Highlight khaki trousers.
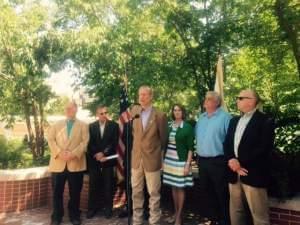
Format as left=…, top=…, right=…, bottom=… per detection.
left=229, top=180, right=270, bottom=225
left=131, top=161, right=161, bottom=225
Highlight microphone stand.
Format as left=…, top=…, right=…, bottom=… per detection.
left=126, top=118, right=131, bottom=225
left=126, top=114, right=139, bottom=225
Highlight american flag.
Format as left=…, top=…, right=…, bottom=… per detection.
left=116, top=84, right=131, bottom=182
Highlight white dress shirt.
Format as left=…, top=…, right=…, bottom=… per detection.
left=99, top=121, right=106, bottom=138
left=234, top=109, right=256, bottom=157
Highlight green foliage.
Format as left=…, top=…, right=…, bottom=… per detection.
left=46, top=95, right=70, bottom=115
left=275, top=125, right=300, bottom=154
left=0, top=135, right=50, bottom=169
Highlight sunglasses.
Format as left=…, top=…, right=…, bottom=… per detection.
left=99, top=112, right=108, bottom=115
left=236, top=96, right=254, bottom=101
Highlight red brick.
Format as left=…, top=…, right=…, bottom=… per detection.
left=291, top=222, right=300, bottom=225
left=270, top=218, right=290, bottom=225
left=270, top=207, right=291, bottom=214
left=291, top=211, right=300, bottom=216
left=270, top=212, right=280, bottom=219
left=280, top=214, right=300, bottom=222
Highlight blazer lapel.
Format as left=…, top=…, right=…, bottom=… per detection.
left=101, top=121, right=109, bottom=140
left=61, top=120, right=69, bottom=146
left=136, top=107, right=143, bottom=134
left=237, top=110, right=260, bottom=154
left=143, top=108, right=155, bottom=134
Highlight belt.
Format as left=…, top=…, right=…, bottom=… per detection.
left=197, top=155, right=224, bottom=160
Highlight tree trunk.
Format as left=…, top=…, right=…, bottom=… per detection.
left=32, top=102, right=42, bottom=159
left=23, top=102, right=36, bottom=159
left=275, top=0, right=300, bottom=78
left=38, top=101, right=45, bottom=157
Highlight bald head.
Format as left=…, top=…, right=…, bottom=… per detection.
left=237, top=89, right=260, bottom=113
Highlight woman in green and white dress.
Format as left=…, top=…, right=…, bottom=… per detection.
left=163, top=104, right=194, bottom=225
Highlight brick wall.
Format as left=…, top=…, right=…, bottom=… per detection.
left=270, top=207, right=300, bottom=225
left=0, top=177, right=49, bottom=213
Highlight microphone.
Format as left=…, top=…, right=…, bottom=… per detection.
left=132, top=114, right=140, bottom=120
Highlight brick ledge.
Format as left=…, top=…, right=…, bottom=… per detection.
left=269, top=194, right=300, bottom=212
left=0, top=166, right=50, bottom=181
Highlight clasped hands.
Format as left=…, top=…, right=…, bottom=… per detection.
left=94, top=152, right=108, bottom=162
left=228, top=158, right=248, bottom=176
left=58, top=150, right=76, bottom=161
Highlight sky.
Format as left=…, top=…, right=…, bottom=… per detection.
left=46, top=68, right=76, bottom=98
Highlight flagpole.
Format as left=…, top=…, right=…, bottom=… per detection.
left=214, top=55, right=227, bottom=111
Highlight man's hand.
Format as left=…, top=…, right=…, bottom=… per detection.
left=228, top=158, right=248, bottom=176
left=228, top=158, right=241, bottom=172
left=58, top=151, right=68, bottom=161
left=237, top=168, right=248, bottom=176
left=99, top=157, right=108, bottom=163
left=58, top=150, right=76, bottom=161
left=94, top=152, right=104, bottom=161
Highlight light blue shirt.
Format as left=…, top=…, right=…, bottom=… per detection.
left=195, top=108, right=232, bottom=157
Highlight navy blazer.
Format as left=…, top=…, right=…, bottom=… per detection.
left=87, top=120, right=119, bottom=168
left=224, top=110, right=275, bottom=188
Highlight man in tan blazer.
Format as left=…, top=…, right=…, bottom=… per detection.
left=131, top=86, right=168, bottom=225
left=48, top=102, right=89, bottom=225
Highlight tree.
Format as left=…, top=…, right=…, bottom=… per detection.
left=0, top=0, right=56, bottom=159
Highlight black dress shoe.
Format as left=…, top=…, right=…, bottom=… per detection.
left=104, top=209, right=113, bottom=219
left=118, top=209, right=129, bottom=218
left=50, top=220, right=61, bottom=225
left=86, top=209, right=97, bottom=219
left=70, top=218, right=81, bottom=225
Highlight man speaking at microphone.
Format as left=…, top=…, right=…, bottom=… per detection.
left=131, top=85, right=168, bottom=225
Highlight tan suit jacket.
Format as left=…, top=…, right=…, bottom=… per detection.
left=131, top=106, right=168, bottom=172
left=48, top=118, right=89, bottom=172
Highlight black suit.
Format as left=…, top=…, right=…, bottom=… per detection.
left=87, top=120, right=119, bottom=213
left=224, top=110, right=275, bottom=188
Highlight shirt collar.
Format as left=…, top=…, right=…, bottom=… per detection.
left=242, top=109, right=256, bottom=118
left=67, top=118, right=75, bottom=123
left=172, top=121, right=184, bottom=128
left=141, top=105, right=152, bottom=113
left=203, top=107, right=222, bottom=117
left=99, top=120, right=106, bottom=126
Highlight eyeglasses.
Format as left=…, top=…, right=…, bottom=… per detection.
left=100, top=112, right=108, bottom=115
left=236, top=96, right=254, bottom=101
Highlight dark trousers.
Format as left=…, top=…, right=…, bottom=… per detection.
left=197, top=156, right=230, bottom=225
left=51, top=169, right=84, bottom=222
left=88, top=166, right=114, bottom=212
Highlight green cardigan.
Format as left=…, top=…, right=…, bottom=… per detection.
left=167, top=121, right=195, bottom=162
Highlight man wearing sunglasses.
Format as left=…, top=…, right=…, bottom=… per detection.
left=224, top=89, right=275, bottom=225
left=86, top=105, right=119, bottom=219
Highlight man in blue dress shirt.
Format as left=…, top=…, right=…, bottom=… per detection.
left=195, top=91, right=232, bottom=225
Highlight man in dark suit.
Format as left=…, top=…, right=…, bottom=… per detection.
left=224, top=89, right=275, bottom=225
left=86, top=105, right=119, bottom=219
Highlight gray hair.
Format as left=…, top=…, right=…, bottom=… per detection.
left=138, top=85, right=153, bottom=97
left=205, top=91, right=222, bottom=107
